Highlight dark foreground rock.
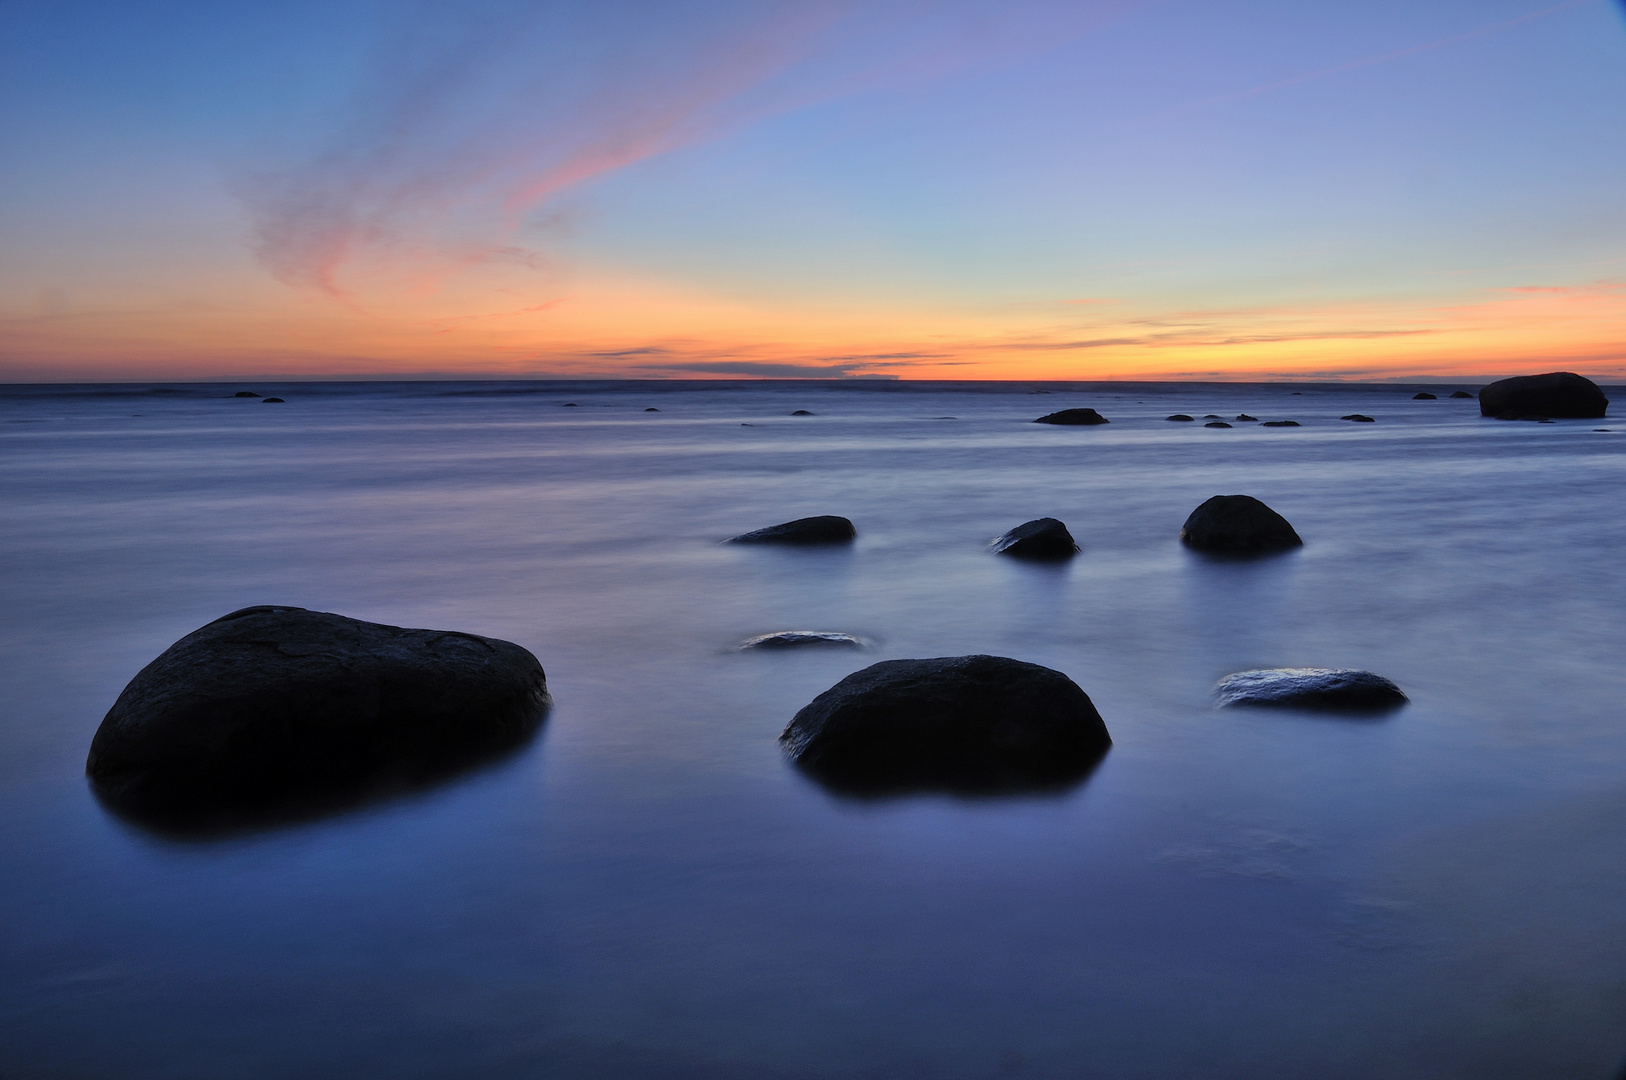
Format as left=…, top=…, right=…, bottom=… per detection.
left=1215, top=668, right=1407, bottom=712
left=782, top=655, right=1110, bottom=795
left=1033, top=408, right=1109, bottom=425
left=1413, top=392, right=1437, bottom=400
left=1479, top=372, right=1608, bottom=419
left=1180, top=495, right=1302, bottom=555
left=86, top=606, right=551, bottom=830
left=991, top=517, right=1079, bottom=559
left=1236, top=414, right=1258, bottom=421
left=741, top=631, right=864, bottom=650
left=727, top=515, right=855, bottom=545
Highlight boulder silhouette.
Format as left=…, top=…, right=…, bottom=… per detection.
left=1033, top=408, right=1109, bottom=425
left=727, top=515, right=855, bottom=544
left=991, top=517, right=1079, bottom=560
left=1413, top=392, right=1437, bottom=400
left=782, top=655, right=1110, bottom=795
left=1479, top=372, right=1607, bottom=419
left=1180, top=495, right=1302, bottom=555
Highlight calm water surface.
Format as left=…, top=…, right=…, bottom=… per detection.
left=2, top=380, right=1625, bottom=1079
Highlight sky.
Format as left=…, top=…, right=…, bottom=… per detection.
left=1, top=0, right=1624, bottom=381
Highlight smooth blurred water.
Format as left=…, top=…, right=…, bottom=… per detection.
left=2, top=379, right=1625, bottom=1079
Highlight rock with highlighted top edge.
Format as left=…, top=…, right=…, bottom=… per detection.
left=742, top=631, right=863, bottom=650
left=991, top=518, right=1079, bottom=560
left=1215, top=668, right=1407, bottom=712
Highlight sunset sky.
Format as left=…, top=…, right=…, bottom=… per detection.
left=2, top=0, right=1623, bottom=381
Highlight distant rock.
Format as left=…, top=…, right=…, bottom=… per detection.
left=791, top=409, right=814, bottom=416
left=781, top=655, right=1110, bottom=795
left=1449, top=391, right=1474, bottom=399
left=1166, top=414, right=1195, bottom=421
left=1235, top=414, right=1258, bottom=422
left=1180, top=495, right=1302, bottom=555
left=1340, top=414, right=1374, bottom=422
left=1261, top=420, right=1300, bottom=427
left=1033, top=408, right=1109, bottom=425
left=1202, top=414, right=1222, bottom=419
left=1479, top=372, right=1608, bottom=419
left=262, top=397, right=285, bottom=403
left=562, top=402, right=578, bottom=407
left=85, top=606, right=550, bottom=829
left=727, top=515, right=856, bottom=545
left=1412, top=392, right=1437, bottom=400
left=1204, top=421, right=1232, bottom=428
left=234, top=391, right=261, bottom=398
left=1214, top=668, right=1407, bottom=712
left=741, top=631, right=864, bottom=650
left=645, top=407, right=660, bottom=412
left=991, top=517, right=1079, bottom=560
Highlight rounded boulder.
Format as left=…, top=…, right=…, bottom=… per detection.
left=1479, top=372, right=1608, bottom=419
left=1180, top=495, right=1302, bottom=555
left=1033, top=408, right=1109, bottom=425
left=991, top=517, right=1079, bottom=560
left=727, top=515, right=855, bottom=545
left=1215, top=668, right=1407, bottom=712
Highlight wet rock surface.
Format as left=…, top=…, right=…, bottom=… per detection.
left=782, top=655, right=1111, bottom=795
left=1180, top=495, right=1302, bottom=555
left=1215, top=668, right=1408, bottom=712
left=1033, top=408, right=1109, bottom=425
left=1479, top=372, right=1608, bottom=419
left=727, top=515, right=856, bottom=545
left=85, top=606, right=551, bottom=831
left=991, top=517, right=1079, bottom=560
left=741, top=631, right=864, bottom=650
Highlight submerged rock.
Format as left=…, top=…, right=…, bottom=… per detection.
left=261, top=397, right=285, bottom=403
left=85, top=606, right=551, bottom=829
left=1449, top=391, right=1474, bottom=399
left=1235, top=414, right=1258, bottom=422
left=644, top=407, right=660, bottom=412
left=781, top=655, right=1110, bottom=795
left=1202, top=414, right=1222, bottom=419
left=741, top=631, right=864, bottom=650
left=991, top=517, right=1079, bottom=560
left=1479, top=372, right=1608, bottom=419
left=1033, top=408, right=1109, bottom=425
left=1204, top=421, right=1232, bottom=428
left=1215, top=668, right=1407, bottom=712
left=791, top=410, right=814, bottom=416
left=1261, top=420, right=1300, bottom=427
left=727, top=515, right=856, bottom=545
left=1413, top=392, right=1437, bottom=400
left=1166, top=414, right=1195, bottom=422
left=1340, top=414, right=1374, bottom=422
left=1180, top=495, right=1302, bottom=555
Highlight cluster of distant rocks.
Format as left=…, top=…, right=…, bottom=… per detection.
left=97, top=372, right=1605, bottom=831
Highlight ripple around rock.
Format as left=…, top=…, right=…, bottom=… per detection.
left=741, top=631, right=864, bottom=650
left=1180, top=495, right=1302, bottom=555
left=1479, top=371, right=1607, bottom=419
left=991, top=517, right=1079, bottom=560
left=726, top=515, right=856, bottom=545
left=781, top=655, right=1110, bottom=795
left=85, top=606, right=551, bottom=833
left=1215, top=668, right=1407, bottom=712
left=1033, top=408, right=1109, bottom=425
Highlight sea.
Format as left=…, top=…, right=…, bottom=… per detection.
left=1, top=379, right=1624, bottom=1079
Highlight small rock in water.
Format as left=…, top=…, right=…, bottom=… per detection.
left=85, top=606, right=551, bottom=830
left=791, top=410, right=814, bottom=416
left=562, top=402, right=578, bottom=407
left=1235, top=414, right=1258, bottom=422
left=234, top=391, right=261, bottom=398
left=1033, top=408, right=1109, bottom=425
left=1166, top=414, right=1195, bottom=422
left=1202, top=414, right=1222, bottom=419
left=991, top=517, right=1079, bottom=560
left=781, top=655, right=1110, bottom=795
left=1261, top=420, right=1301, bottom=427
left=1180, top=495, right=1302, bottom=555
left=1204, top=421, right=1232, bottom=428
left=1595, top=428, right=1612, bottom=432
left=1449, top=391, right=1474, bottom=399
left=727, top=515, right=856, bottom=545
left=1340, top=414, right=1375, bottom=422
left=1478, top=371, right=1607, bottom=419
left=261, top=397, right=285, bottom=403
left=1215, top=668, right=1407, bottom=712
left=1413, top=392, right=1437, bottom=400
left=645, top=407, right=660, bottom=412
left=741, top=631, right=864, bottom=650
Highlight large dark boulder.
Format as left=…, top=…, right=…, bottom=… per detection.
left=781, top=655, right=1110, bottom=795
left=727, top=515, right=855, bottom=544
left=1479, top=372, right=1607, bottom=419
left=991, top=517, right=1079, bottom=560
left=1180, top=495, right=1302, bottom=555
left=1033, top=408, right=1109, bottom=425
left=86, top=606, right=550, bottom=829
left=1215, top=668, right=1407, bottom=712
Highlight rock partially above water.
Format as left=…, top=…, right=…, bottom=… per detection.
left=262, top=397, right=285, bottom=403
left=645, top=407, right=660, bottom=412
left=791, top=409, right=814, bottom=416
left=1449, top=391, right=1474, bottom=399
left=1215, top=668, right=1408, bottom=712
left=1261, top=420, right=1300, bottom=427
left=991, top=517, right=1079, bottom=560
left=1235, top=414, right=1258, bottom=422
left=1413, top=392, right=1437, bottom=400
left=1479, top=372, right=1608, bottom=419
left=1204, top=421, right=1232, bottom=428
left=1167, top=414, right=1195, bottom=422
left=1180, top=495, right=1302, bottom=555
left=85, top=606, right=551, bottom=829
left=234, top=391, right=261, bottom=398
left=781, top=655, right=1111, bottom=795
left=741, top=631, right=864, bottom=650
left=727, top=515, right=856, bottom=545
left=1033, top=408, right=1108, bottom=425
left=1340, top=414, right=1374, bottom=422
